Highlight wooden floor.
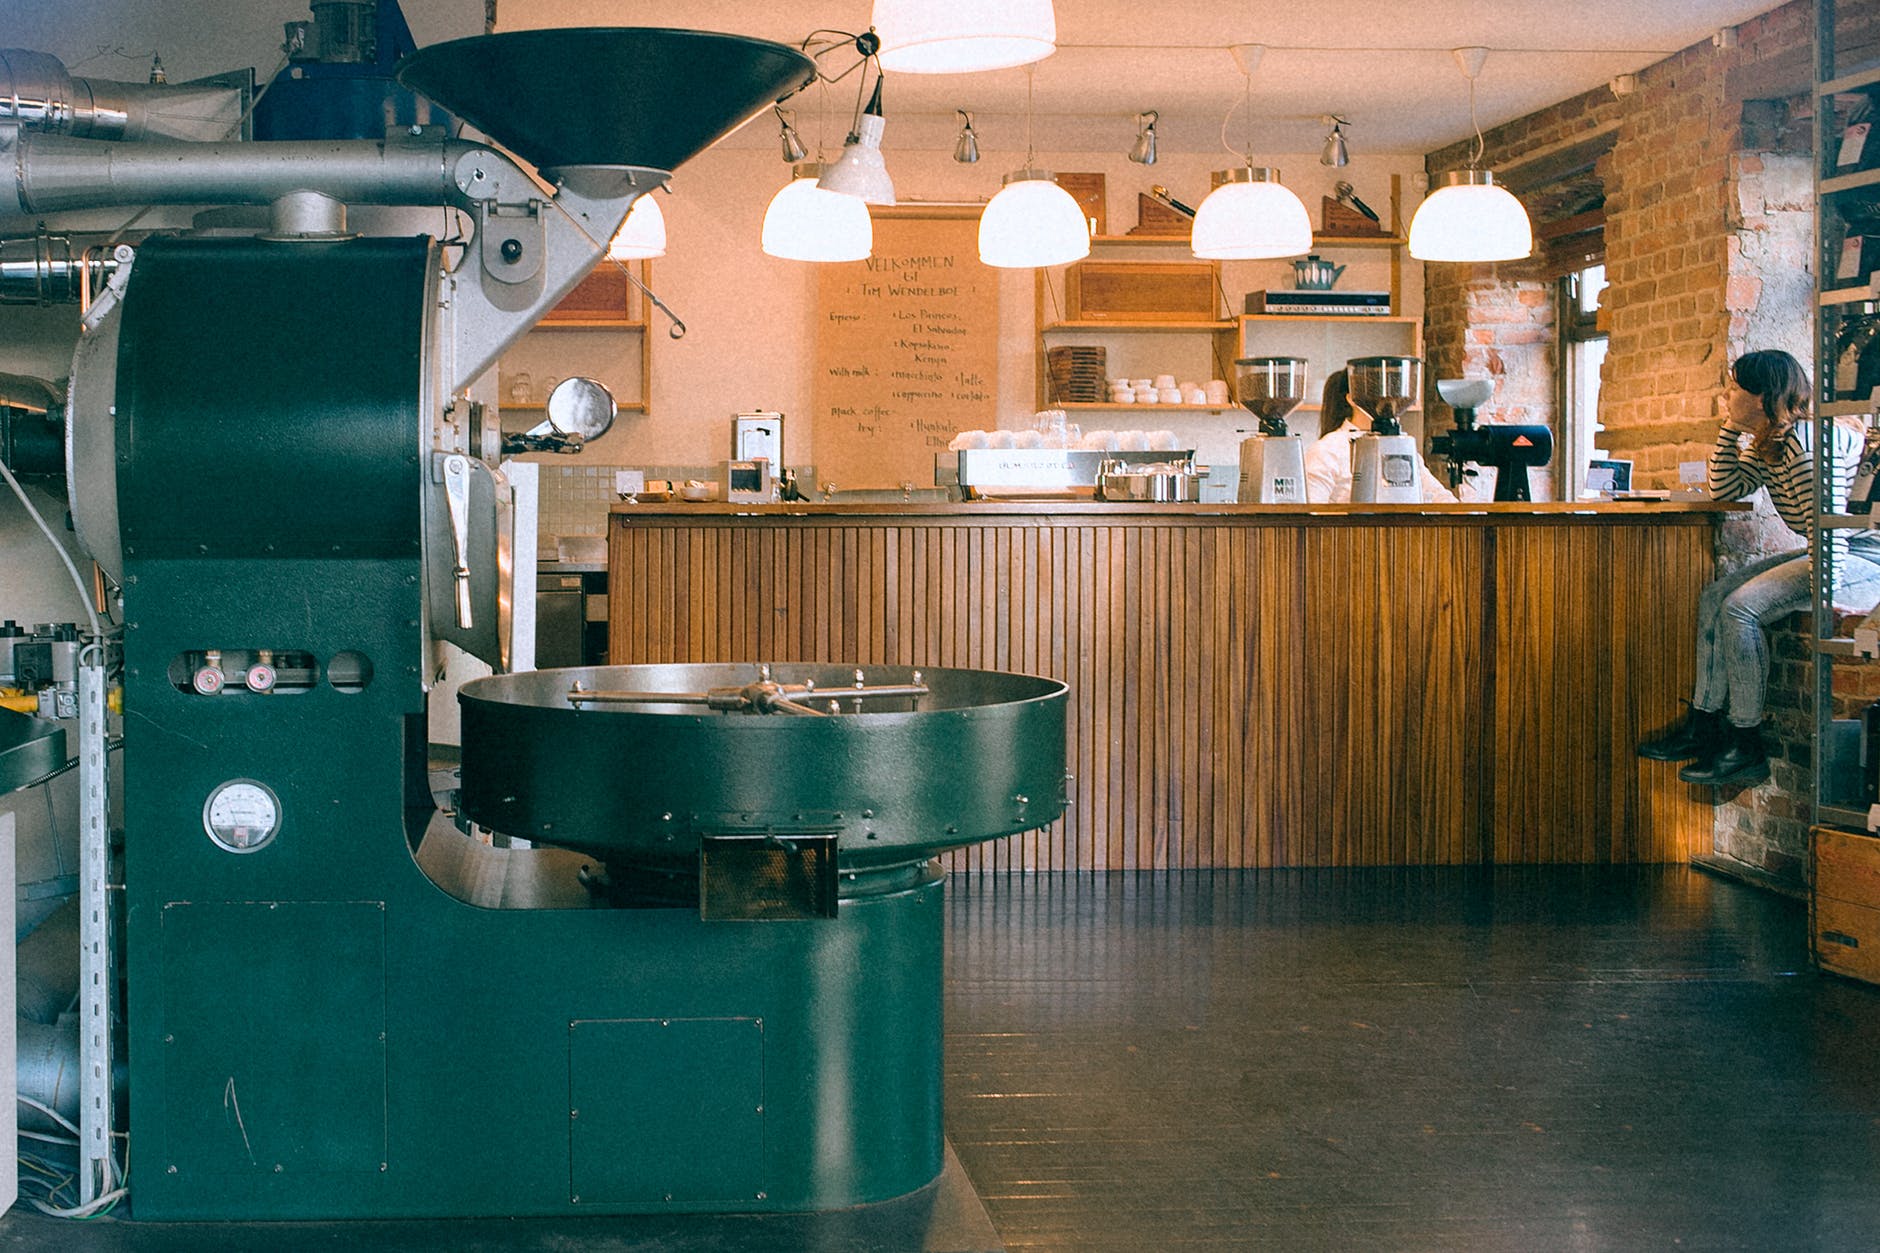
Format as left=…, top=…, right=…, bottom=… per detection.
left=11, top=866, right=1879, bottom=1251
left=944, top=867, right=1880, bottom=1251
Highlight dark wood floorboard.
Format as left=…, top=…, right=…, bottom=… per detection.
left=10, top=866, right=1879, bottom=1250
left=941, top=867, right=1880, bottom=1251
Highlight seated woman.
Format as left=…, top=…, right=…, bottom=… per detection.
left=1303, top=369, right=1458, bottom=503
left=1639, top=349, right=1880, bottom=786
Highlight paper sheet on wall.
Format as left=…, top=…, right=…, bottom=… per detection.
left=811, top=211, right=999, bottom=490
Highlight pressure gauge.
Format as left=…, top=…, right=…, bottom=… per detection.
left=202, top=779, right=282, bottom=854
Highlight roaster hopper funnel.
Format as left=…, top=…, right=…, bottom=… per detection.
left=1236, top=357, right=1309, bottom=436
left=397, top=28, right=816, bottom=176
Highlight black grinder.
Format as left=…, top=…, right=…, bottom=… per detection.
left=1429, top=377, right=1553, bottom=502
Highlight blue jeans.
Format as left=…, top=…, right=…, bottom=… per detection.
left=1692, top=549, right=1880, bottom=727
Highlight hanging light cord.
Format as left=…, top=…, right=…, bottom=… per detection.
left=1024, top=64, right=1038, bottom=167
left=1466, top=66, right=1485, bottom=168
left=1218, top=63, right=1254, bottom=164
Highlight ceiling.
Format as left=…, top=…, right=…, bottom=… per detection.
left=8, top=0, right=1796, bottom=161
left=510, top=0, right=1794, bottom=158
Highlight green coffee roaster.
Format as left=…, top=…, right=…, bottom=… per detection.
left=30, top=28, right=1067, bottom=1221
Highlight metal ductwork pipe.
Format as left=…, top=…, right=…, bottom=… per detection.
left=18, top=896, right=79, bottom=1025
left=0, top=49, right=241, bottom=143
left=18, top=1018, right=79, bottom=1135
left=0, top=231, right=88, bottom=305
left=3, top=127, right=509, bottom=216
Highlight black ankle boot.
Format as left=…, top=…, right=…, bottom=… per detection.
left=1678, top=723, right=1769, bottom=787
left=1639, top=705, right=1723, bottom=762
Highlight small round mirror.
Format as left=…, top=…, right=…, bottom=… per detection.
left=545, top=376, right=618, bottom=441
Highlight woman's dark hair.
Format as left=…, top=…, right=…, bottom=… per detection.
left=1320, top=369, right=1353, bottom=437
left=1732, top=349, right=1810, bottom=456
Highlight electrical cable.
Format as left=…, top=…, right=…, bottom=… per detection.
left=18, top=1095, right=81, bottom=1138
left=0, top=456, right=100, bottom=639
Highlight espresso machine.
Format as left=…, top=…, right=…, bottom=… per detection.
left=1429, top=377, right=1555, bottom=501
left=1235, top=357, right=1309, bottom=504
left=1347, top=355, right=1425, bottom=503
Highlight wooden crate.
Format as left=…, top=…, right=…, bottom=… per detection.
left=1127, top=192, right=1191, bottom=236
left=1055, top=172, right=1106, bottom=236
left=1813, top=825, right=1880, bottom=983
left=1064, top=260, right=1218, bottom=322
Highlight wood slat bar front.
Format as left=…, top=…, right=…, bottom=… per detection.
left=608, top=503, right=1727, bottom=870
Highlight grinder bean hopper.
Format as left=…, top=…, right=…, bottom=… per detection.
left=1235, top=356, right=1310, bottom=504
left=1347, top=355, right=1425, bottom=503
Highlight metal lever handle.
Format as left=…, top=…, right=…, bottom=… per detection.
left=442, top=454, right=473, bottom=629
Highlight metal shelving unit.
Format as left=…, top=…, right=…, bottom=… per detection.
left=1813, top=0, right=1880, bottom=832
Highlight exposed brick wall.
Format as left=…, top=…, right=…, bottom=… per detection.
left=1423, top=0, right=1832, bottom=881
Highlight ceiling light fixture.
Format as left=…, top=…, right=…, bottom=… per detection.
left=978, top=63, right=1090, bottom=268
left=954, top=109, right=980, bottom=163
left=1129, top=110, right=1158, bottom=165
left=819, top=75, right=896, bottom=204
left=607, top=192, right=666, bottom=259
left=761, top=162, right=873, bottom=263
left=1408, top=48, right=1533, bottom=263
left=871, top=0, right=1056, bottom=74
left=1319, top=115, right=1349, bottom=167
left=1191, top=45, right=1312, bottom=261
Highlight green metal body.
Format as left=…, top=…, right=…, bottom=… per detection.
left=113, top=236, right=1060, bottom=1220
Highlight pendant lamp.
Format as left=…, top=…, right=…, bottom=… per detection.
left=1408, top=48, right=1533, bottom=262
left=762, top=163, right=873, bottom=263
left=607, top=194, right=666, bottom=260
left=978, top=65, right=1090, bottom=269
left=1190, top=46, right=1312, bottom=261
left=871, top=0, right=1055, bottom=74
left=819, top=77, right=896, bottom=205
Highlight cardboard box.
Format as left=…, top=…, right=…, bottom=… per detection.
left=1813, top=825, right=1880, bottom=983
left=1064, top=260, right=1218, bottom=322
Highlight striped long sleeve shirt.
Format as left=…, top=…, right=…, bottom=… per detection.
left=1708, top=421, right=1861, bottom=558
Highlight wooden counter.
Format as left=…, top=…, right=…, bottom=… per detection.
left=608, top=501, right=1735, bottom=871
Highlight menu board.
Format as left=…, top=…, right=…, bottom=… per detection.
left=811, top=207, right=999, bottom=488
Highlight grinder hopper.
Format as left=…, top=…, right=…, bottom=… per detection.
left=1235, top=356, right=1310, bottom=504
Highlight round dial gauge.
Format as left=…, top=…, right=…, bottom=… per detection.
left=202, top=779, right=282, bottom=853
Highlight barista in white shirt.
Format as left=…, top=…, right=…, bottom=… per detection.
left=1303, top=369, right=1458, bottom=503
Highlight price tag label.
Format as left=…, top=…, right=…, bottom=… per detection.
left=1839, top=121, right=1872, bottom=170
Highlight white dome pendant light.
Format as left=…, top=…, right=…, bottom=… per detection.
left=1191, top=45, right=1312, bottom=261
left=607, top=193, right=666, bottom=260
left=871, top=0, right=1056, bottom=74
left=762, top=163, right=873, bottom=263
left=1408, top=48, right=1534, bottom=263
left=979, top=63, right=1090, bottom=268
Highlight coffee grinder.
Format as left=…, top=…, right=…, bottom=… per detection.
left=1429, top=377, right=1554, bottom=501
left=1347, top=355, right=1424, bottom=503
left=1236, top=356, right=1309, bottom=503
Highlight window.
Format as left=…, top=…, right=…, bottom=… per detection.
left=1559, top=264, right=1609, bottom=498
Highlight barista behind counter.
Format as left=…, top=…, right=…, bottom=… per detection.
left=1304, top=369, right=1457, bottom=504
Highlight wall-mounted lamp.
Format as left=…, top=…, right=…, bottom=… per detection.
left=1320, top=115, right=1349, bottom=167
left=1190, top=45, right=1312, bottom=260
left=775, top=106, right=808, bottom=164
left=871, top=0, right=1056, bottom=73
left=1129, top=110, right=1158, bottom=165
left=1609, top=74, right=1638, bottom=97
left=954, top=109, right=980, bottom=163
left=1407, top=48, right=1533, bottom=263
